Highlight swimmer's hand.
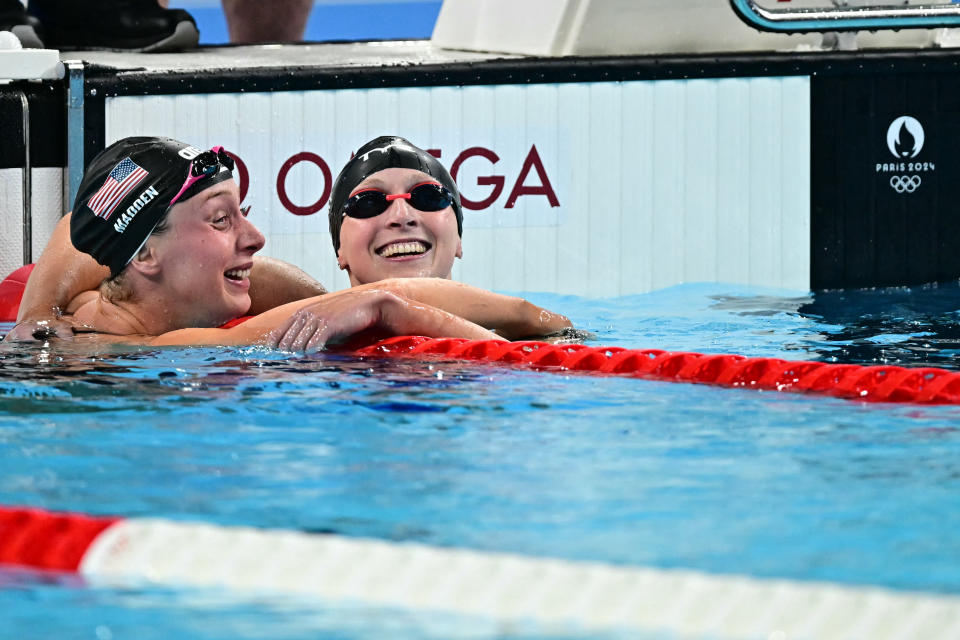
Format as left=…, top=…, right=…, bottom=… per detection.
left=500, top=301, right=574, bottom=340
left=266, top=289, right=504, bottom=353
left=2, top=315, right=75, bottom=343
left=539, top=327, right=596, bottom=345
left=365, top=278, right=574, bottom=340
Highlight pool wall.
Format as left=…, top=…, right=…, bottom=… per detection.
left=2, top=39, right=960, bottom=294
left=104, top=74, right=809, bottom=296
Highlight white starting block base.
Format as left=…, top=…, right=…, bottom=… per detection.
left=0, top=49, right=62, bottom=81
left=432, top=0, right=822, bottom=56
left=432, top=0, right=944, bottom=56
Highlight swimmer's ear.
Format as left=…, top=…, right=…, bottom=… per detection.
left=128, top=245, right=162, bottom=276
left=455, top=239, right=463, bottom=259
left=336, top=249, right=348, bottom=272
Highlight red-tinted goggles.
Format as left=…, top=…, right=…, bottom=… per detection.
left=342, top=182, right=454, bottom=219
left=169, top=146, right=235, bottom=206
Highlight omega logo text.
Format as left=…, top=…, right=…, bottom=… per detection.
left=238, top=145, right=561, bottom=216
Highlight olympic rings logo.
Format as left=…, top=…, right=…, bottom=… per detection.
left=890, top=175, right=922, bottom=193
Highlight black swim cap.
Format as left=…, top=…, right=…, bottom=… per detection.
left=71, top=136, right=233, bottom=277
left=327, top=136, right=463, bottom=254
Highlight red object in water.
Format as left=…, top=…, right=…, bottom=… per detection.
left=4, top=263, right=960, bottom=404
left=0, top=506, right=118, bottom=572
left=352, top=336, right=960, bottom=405
left=0, top=264, right=35, bottom=322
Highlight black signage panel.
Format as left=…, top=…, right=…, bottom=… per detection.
left=0, top=85, right=65, bottom=170
left=812, top=72, right=960, bottom=289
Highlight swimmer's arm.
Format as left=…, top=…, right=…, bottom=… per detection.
left=361, top=278, right=573, bottom=340
left=246, top=256, right=328, bottom=314
left=6, top=212, right=325, bottom=341
left=5, top=213, right=105, bottom=342
left=147, top=289, right=502, bottom=350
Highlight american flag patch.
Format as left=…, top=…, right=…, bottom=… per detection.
left=87, top=157, right=148, bottom=219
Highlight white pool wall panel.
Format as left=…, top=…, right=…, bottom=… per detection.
left=104, top=75, right=811, bottom=296
left=0, top=168, right=62, bottom=281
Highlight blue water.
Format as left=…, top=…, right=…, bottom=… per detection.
left=168, top=1, right=444, bottom=45
left=2, top=282, right=960, bottom=638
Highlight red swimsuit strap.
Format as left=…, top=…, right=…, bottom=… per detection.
left=220, top=315, right=254, bottom=329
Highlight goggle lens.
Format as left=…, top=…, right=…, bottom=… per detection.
left=343, top=183, right=454, bottom=219
left=169, top=146, right=235, bottom=206
left=191, top=148, right=235, bottom=178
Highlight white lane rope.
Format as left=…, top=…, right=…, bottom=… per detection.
left=77, top=518, right=960, bottom=639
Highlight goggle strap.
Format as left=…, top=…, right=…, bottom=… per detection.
left=170, top=146, right=233, bottom=206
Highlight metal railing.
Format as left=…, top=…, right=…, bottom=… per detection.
left=64, top=60, right=85, bottom=217
left=730, top=0, right=960, bottom=32
left=20, top=92, right=31, bottom=265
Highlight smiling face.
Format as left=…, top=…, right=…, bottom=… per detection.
left=145, top=180, right=265, bottom=327
left=336, top=167, right=462, bottom=286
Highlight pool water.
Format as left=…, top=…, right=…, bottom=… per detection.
left=1, top=282, right=959, bottom=638
left=168, top=0, right=444, bottom=45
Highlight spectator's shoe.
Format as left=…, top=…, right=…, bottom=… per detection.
left=28, top=0, right=199, bottom=52
left=0, top=0, right=44, bottom=48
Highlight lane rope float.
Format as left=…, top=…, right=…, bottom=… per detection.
left=0, top=263, right=34, bottom=322
left=4, top=265, right=960, bottom=404
left=1, top=505, right=959, bottom=639
left=353, top=336, right=960, bottom=405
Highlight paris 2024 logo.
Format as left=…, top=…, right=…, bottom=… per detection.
left=876, top=116, right=934, bottom=194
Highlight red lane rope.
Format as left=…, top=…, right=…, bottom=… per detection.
left=4, top=265, right=960, bottom=404
left=0, top=264, right=34, bottom=322
left=353, top=337, right=960, bottom=404
left=0, top=506, right=118, bottom=572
